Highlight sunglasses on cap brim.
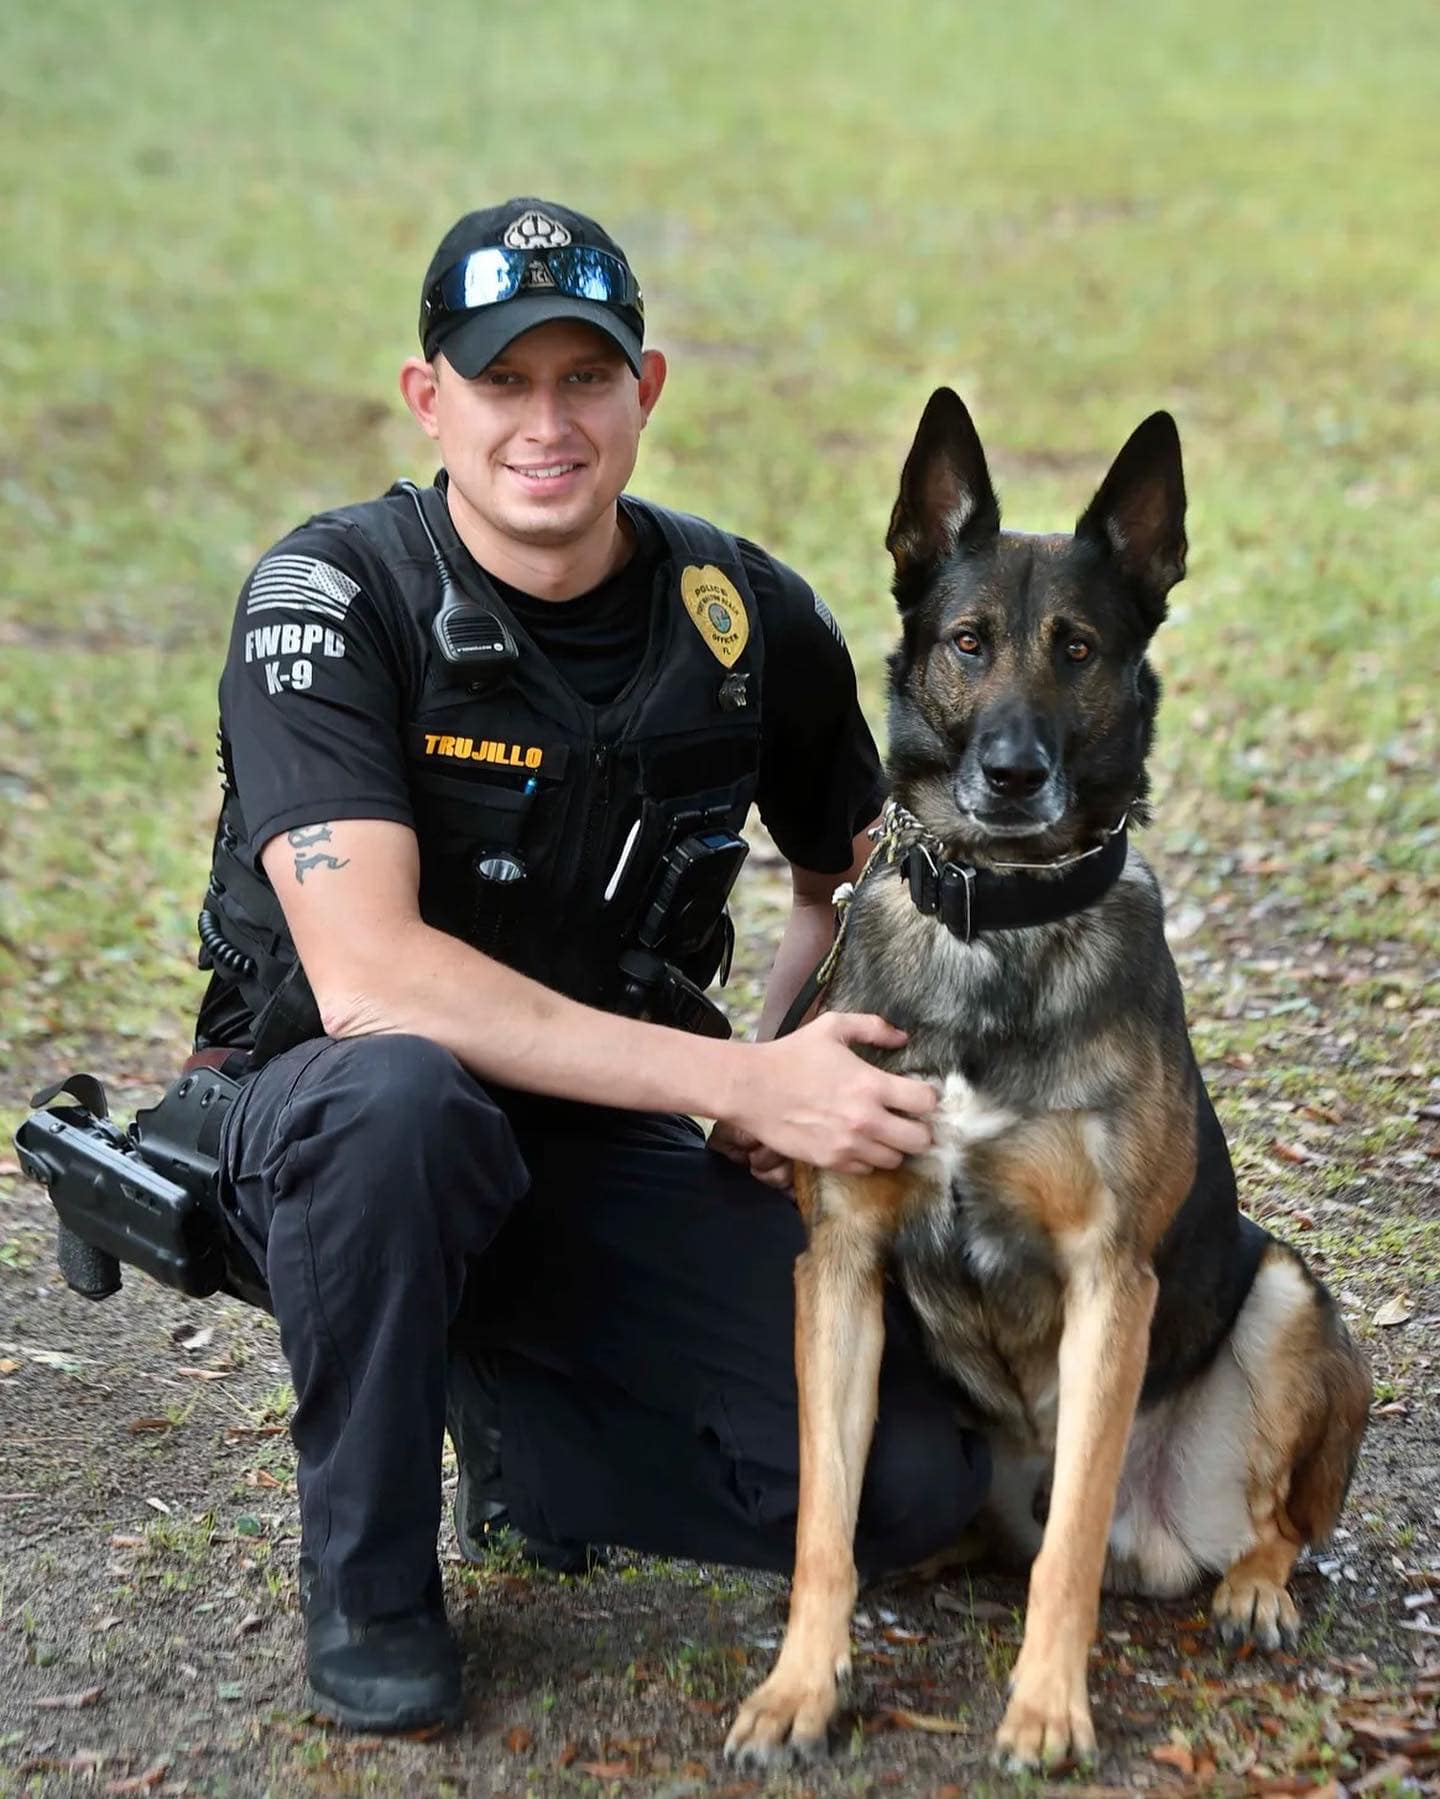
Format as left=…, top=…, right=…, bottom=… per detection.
left=423, top=246, right=644, bottom=333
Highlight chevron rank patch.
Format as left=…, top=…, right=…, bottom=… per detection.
left=680, top=565, right=749, bottom=668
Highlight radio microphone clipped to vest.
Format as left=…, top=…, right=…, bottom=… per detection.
left=393, top=480, right=522, bottom=669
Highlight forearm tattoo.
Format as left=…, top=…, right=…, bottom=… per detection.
left=288, top=823, right=350, bottom=884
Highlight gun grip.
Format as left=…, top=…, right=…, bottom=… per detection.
left=57, top=1223, right=122, bottom=1300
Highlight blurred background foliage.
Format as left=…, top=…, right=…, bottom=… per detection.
left=1, top=0, right=1435, bottom=1078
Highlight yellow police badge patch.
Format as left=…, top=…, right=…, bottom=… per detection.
left=680, top=566, right=748, bottom=668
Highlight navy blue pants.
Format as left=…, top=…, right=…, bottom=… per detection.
left=218, top=1034, right=990, bottom=1617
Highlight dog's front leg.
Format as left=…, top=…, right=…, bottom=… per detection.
left=995, top=1255, right=1157, bottom=1770
left=726, top=1197, right=886, bottom=1767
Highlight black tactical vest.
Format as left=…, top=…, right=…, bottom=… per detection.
left=196, top=485, right=766, bottom=1063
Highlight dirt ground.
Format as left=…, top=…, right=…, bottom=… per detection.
left=2, top=848, right=1437, bottom=1799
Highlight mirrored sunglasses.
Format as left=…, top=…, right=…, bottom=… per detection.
left=423, top=246, right=644, bottom=331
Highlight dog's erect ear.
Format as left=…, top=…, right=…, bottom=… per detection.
left=1076, top=412, right=1187, bottom=621
left=886, top=388, right=1000, bottom=585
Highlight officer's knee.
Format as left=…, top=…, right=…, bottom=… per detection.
left=280, top=1034, right=527, bottom=1239
left=856, top=1405, right=992, bottom=1579
left=326, top=1032, right=466, bottom=1117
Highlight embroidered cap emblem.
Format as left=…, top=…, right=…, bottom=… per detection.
left=503, top=211, right=572, bottom=250
left=680, top=566, right=749, bottom=668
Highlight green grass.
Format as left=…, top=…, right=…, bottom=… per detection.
left=1, top=0, right=1436, bottom=1093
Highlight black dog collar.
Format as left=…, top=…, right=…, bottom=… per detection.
left=890, top=805, right=1130, bottom=943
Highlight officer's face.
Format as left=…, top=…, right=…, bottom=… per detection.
left=420, top=321, right=666, bottom=551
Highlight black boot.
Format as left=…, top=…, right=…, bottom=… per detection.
left=446, top=1344, right=608, bottom=1576
left=300, top=1558, right=463, bottom=1732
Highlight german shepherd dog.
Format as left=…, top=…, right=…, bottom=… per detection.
left=725, top=393, right=1371, bottom=1771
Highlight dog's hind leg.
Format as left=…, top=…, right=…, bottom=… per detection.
left=995, top=1249, right=1158, bottom=1771
left=726, top=1175, right=890, bottom=1767
left=1211, top=1241, right=1370, bottom=1652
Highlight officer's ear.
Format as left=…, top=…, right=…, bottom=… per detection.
left=637, top=348, right=667, bottom=426
left=399, top=355, right=443, bottom=441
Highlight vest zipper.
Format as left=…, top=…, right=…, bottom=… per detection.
left=579, top=742, right=614, bottom=899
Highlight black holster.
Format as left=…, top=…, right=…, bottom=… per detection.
left=14, top=1066, right=271, bottom=1312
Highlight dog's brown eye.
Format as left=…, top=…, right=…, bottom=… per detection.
left=1066, top=639, right=1092, bottom=663
left=954, top=632, right=982, bottom=657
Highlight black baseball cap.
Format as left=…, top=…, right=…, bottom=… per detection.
left=419, top=198, right=645, bottom=377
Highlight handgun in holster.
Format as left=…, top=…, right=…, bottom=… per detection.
left=13, top=1065, right=271, bottom=1311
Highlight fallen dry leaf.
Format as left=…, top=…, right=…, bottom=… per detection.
left=885, top=1706, right=967, bottom=1734
left=1271, top=1139, right=1312, bottom=1165
left=577, top=1761, right=631, bottom=1777
left=556, top=1742, right=579, bottom=1768
left=128, top=1417, right=172, bottom=1435
left=1373, top=1294, right=1414, bottom=1328
left=1151, top=1739, right=1195, bottom=1775
left=932, top=1590, right=1012, bottom=1620
left=503, top=1725, right=533, bottom=1754
left=174, top=1367, right=229, bottom=1381
left=1353, top=1757, right=1415, bottom=1794
left=0, top=1358, right=20, bottom=1375
left=171, top=1322, right=214, bottom=1351
left=104, top=1760, right=170, bottom=1794
left=35, top=1686, right=105, bottom=1710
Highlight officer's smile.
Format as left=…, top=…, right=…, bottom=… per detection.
left=505, top=459, right=588, bottom=489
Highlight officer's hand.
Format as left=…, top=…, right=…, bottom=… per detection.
left=727, top=1013, right=937, bottom=1176
left=707, top=1119, right=794, bottom=1192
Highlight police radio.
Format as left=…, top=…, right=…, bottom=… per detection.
left=619, top=828, right=748, bottom=1036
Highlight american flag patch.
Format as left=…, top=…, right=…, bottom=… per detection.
left=245, top=554, right=360, bottom=624
left=813, top=592, right=845, bottom=645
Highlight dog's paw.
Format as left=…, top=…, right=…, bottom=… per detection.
left=1211, top=1572, right=1300, bottom=1653
left=724, top=1661, right=847, bottom=1769
left=993, top=1664, right=1096, bottom=1772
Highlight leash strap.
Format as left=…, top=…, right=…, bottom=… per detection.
left=772, top=821, right=904, bottom=1038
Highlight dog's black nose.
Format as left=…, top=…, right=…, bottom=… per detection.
left=980, top=751, right=1050, bottom=799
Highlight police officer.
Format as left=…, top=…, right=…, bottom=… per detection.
left=196, top=198, right=990, bottom=1732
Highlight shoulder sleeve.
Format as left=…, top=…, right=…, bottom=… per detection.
left=740, top=540, right=887, bottom=874
left=219, top=519, right=418, bottom=861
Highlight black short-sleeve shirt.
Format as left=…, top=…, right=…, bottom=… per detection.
left=217, top=486, right=885, bottom=889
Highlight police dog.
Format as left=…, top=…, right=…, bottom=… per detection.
left=726, top=393, right=1371, bottom=1771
